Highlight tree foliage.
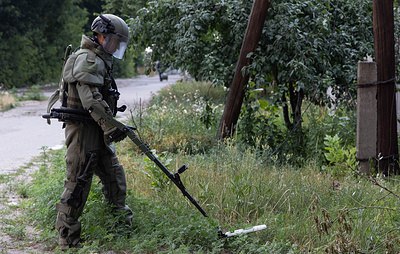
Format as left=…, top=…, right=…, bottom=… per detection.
left=0, top=0, right=87, bottom=88
left=128, top=0, right=374, bottom=160
left=241, top=0, right=373, bottom=156
left=131, top=1, right=372, bottom=124
left=0, top=0, right=141, bottom=88
left=251, top=0, right=373, bottom=108
left=242, top=0, right=372, bottom=160
left=79, top=0, right=106, bottom=33
left=131, top=0, right=251, bottom=85
left=102, top=0, right=148, bottom=19
left=130, top=0, right=373, bottom=103
left=0, top=0, right=377, bottom=159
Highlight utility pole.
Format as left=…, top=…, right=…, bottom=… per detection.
left=373, top=0, right=399, bottom=175
left=217, top=0, right=270, bottom=139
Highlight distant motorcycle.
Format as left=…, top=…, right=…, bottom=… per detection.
left=159, top=72, right=168, bottom=81
left=155, top=60, right=168, bottom=81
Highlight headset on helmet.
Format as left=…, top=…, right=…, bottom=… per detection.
left=91, top=14, right=129, bottom=59
left=91, top=15, right=115, bottom=34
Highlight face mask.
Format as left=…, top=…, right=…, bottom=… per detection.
left=112, top=41, right=128, bottom=59
left=103, top=34, right=128, bottom=59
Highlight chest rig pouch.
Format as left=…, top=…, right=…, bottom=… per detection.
left=101, top=71, right=126, bottom=117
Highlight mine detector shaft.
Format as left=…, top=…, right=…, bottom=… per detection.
left=43, top=107, right=266, bottom=237
left=94, top=107, right=209, bottom=217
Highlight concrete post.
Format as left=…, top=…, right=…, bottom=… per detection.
left=357, top=61, right=377, bottom=174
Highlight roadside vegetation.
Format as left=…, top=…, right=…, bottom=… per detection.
left=9, top=81, right=399, bottom=253
left=0, top=85, right=46, bottom=111
left=0, top=91, right=16, bottom=111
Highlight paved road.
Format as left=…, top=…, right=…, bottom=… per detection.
left=0, top=75, right=180, bottom=174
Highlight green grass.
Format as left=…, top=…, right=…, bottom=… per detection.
left=19, top=85, right=47, bottom=101
left=15, top=81, right=400, bottom=253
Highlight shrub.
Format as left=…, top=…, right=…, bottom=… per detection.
left=128, top=81, right=225, bottom=154
left=322, top=134, right=357, bottom=177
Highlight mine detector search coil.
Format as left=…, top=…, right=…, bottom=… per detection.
left=42, top=107, right=267, bottom=238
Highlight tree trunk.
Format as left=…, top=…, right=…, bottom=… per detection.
left=282, top=93, right=292, bottom=130
left=217, top=0, right=270, bottom=139
left=288, top=82, right=304, bottom=130
left=373, top=0, right=399, bottom=175
left=281, top=83, right=304, bottom=131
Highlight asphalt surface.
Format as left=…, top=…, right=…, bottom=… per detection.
left=0, top=74, right=180, bottom=174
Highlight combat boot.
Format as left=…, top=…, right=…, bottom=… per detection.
left=59, top=237, right=83, bottom=251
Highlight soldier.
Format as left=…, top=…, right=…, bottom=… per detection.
left=54, top=14, right=133, bottom=250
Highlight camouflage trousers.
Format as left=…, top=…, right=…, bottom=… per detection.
left=55, top=122, right=132, bottom=247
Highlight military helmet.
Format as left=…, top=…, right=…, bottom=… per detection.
left=91, top=14, right=129, bottom=59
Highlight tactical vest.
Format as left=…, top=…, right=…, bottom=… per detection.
left=47, top=46, right=120, bottom=118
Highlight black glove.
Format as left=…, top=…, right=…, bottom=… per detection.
left=105, top=127, right=127, bottom=143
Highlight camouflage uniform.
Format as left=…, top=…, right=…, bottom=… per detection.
left=55, top=34, right=132, bottom=248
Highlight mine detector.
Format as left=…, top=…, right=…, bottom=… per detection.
left=43, top=107, right=267, bottom=238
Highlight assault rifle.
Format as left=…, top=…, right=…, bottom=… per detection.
left=43, top=107, right=267, bottom=237
left=42, top=107, right=95, bottom=123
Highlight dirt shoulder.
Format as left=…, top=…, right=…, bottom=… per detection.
left=0, top=162, right=55, bottom=253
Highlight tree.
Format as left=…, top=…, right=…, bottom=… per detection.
left=79, top=0, right=105, bottom=32
left=218, top=0, right=270, bottom=139
left=103, top=0, right=148, bottom=19
left=0, top=0, right=87, bottom=88
left=248, top=0, right=373, bottom=130
left=131, top=0, right=373, bottom=110
left=128, top=0, right=374, bottom=154
left=130, top=0, right=251, bottom=85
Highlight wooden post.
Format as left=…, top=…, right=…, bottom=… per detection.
left=373, top=0, right=399, bottom=175
left=357, top=61, right=377, bottom=174
left=217, top=0, right=270, bottom=139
